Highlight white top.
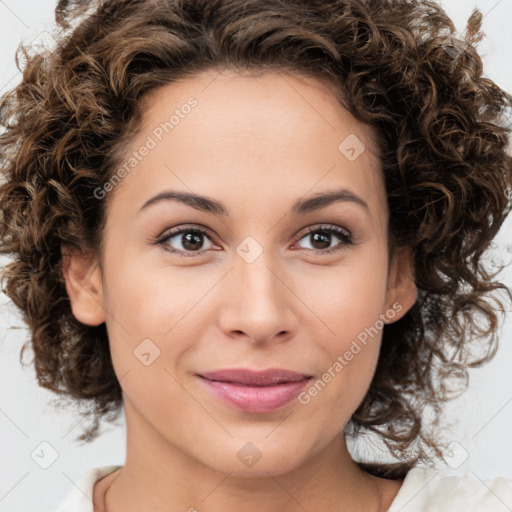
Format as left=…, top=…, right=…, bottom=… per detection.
left=55, top=465, right=512, bottom=511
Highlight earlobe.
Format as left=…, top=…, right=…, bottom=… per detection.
left=61, top=248, right=106, bottom=326
left=385, top=245, right=417, bottom=323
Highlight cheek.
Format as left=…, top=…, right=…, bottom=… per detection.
left=299, top=252, right=388, bottom=405
left=300, top=252, right=389, bottom=342
left=103, top=249, right=203, bottom=333
left=101, top=260, right=197, bottom=413
left=100, top=253, right=192, bottom=381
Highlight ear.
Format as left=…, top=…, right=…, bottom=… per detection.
left=61, top=247, right=106, bottom=326
left=384, top=245, right=417, bottom=323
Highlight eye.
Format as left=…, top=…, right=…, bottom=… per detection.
left=293, top=225, right=354, bottom=254
left=155, top=225, right=216, bottom=257
left=153, top=223, right=354, bottom=257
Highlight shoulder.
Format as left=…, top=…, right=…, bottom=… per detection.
left=54, top=465, right=122, bottom=512
left=388, top=467, right=512, bottom=511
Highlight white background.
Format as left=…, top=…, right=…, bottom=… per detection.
left=0, top=1, right=511, bottom=511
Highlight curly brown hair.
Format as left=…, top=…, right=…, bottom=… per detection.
left=1, top=0, right=511, bottom=480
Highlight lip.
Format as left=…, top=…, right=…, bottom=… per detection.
left=198, top=368, right=312, bottom=386
left=196, top=368, right=313, bottom=413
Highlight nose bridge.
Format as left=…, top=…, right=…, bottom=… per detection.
left=239, top=249, right=279, bottom=297
left=235, top=244, right=284, bottom=312
left=219, top=241, right=296, bottom=341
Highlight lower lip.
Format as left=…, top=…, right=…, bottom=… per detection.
left=198, top=376, right=311, bottom=413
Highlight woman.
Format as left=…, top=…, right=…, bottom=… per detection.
left=1, top=0, right=511, bottom=510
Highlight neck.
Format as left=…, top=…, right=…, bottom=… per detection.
left=102, top=402, right=392, bottom=512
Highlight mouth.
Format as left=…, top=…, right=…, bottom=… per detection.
left=196, top=369, right=313, bottom=413
left=199, top=377, right=311, bottom=386
left=197, top=368, right=313, bottom=386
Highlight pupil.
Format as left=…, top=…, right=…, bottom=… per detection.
left=312, top=231, right=330, bottom=249
left=179, top=231, right=333, bottom=251
left=183, top=231, right=203, bottom=250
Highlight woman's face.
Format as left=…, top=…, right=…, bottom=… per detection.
left=64, top=69, right=416, bottom=476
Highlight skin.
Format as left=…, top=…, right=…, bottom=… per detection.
left=62, top=69, right=417, bottom=512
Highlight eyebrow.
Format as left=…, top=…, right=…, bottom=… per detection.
left=138, top=187, right=369, bottom=217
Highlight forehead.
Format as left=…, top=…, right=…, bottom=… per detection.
left=107, top=69, right=387, bottom=225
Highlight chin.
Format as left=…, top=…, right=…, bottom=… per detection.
left=198, top=437, right=312, bottom=478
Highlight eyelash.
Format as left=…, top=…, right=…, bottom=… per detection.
left=154, top=224, right=354, bottom=257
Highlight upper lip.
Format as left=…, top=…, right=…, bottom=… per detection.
left=198, top=368, right=313, bottom=386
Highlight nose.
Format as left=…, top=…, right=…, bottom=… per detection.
left=217, top=252, right=299, bottom=345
